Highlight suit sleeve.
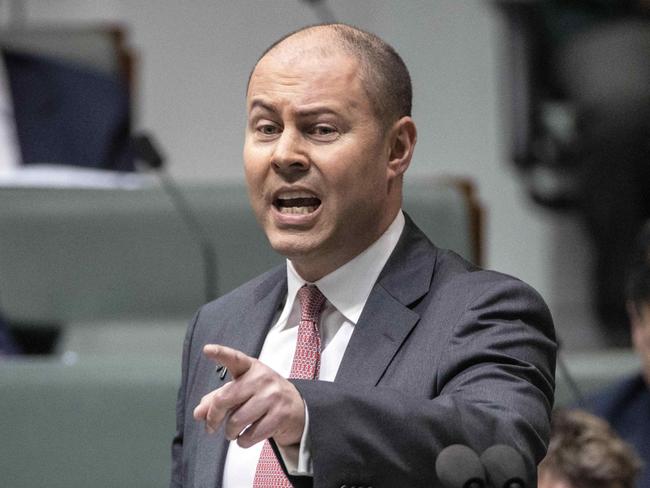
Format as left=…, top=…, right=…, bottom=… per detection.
left=291, top=276, right=556, bottom=488
left=170, top=311, right=200, bottom=488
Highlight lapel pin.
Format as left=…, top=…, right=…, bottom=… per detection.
left=215, top=364, right=228, bottom=380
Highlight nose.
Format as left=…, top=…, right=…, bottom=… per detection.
left=271, top=129, right=309, bottom=175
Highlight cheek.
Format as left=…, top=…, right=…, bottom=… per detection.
left=243, top=150, right=267, bottom=189
left=326, top=145, right=386, bottom=187
left=243, top=160, right=267, bottom=215
left=642, top=329, right=650, bottom=350
left=633, top=326, right=650, bottom=358
left=243, top=136, right=268, bottom=167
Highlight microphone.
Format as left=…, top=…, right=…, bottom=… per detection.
left=131, top=132, right=218, bottom=302
left=435, top=444, right=487, bottom=488
left=480, top=444, right=528, bottom=488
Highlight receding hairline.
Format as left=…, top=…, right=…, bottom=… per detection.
left=247, top=25, right=371, bottom=94
left=247, top=23, right=413, bottom=126
left=262, top=24, right=361, bottom=60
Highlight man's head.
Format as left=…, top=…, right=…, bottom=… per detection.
left=248, top=23, right=412, bottom=131
left=538, top=409, right=641, bottom=488
left=244, top=24, right=417, bottom=281
left=625, top=221, right=650, bottom=384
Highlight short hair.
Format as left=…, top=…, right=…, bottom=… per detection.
left=625, top=221, right=650, bottom=312
left=539, top=409, right=642, bottom=488
left=249, top=23, right=412, bottom=128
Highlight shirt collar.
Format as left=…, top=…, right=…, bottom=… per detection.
left=282, top=210, right=405, bottom=325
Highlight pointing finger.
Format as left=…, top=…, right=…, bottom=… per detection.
left=203, top=344, right=253, bottom=379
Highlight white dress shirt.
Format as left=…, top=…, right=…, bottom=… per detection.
left=0, top=55, right=22, bottom=174
left=222, top=210, right=405, bottom=487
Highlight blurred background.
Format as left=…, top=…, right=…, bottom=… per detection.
left=1, top=1, right=649, bottom=486
left=0, top=0, right=613, bottom=349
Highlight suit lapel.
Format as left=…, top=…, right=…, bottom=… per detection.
left=227, top=269, right=288, bottom=358
left=195, top=268, right=287, bottom=488
left=195, top=218, right=437, bottom=485
left=335, top=217, right=437, bottom=386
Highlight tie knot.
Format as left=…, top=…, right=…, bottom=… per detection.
left=297, top=285, right=326, bottom=323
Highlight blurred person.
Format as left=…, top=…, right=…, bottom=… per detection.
left=585, top=221, right=650, bottom=487
left=538, top=408, right=641, bottom=488
left=0, top=47, right=133, bottom=173
left=496, top=0, right=650, bottom=342
left=170, top=23, right=556, bottom=488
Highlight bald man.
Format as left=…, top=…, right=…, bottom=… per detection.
left=170, top=24, right=556, bottom=488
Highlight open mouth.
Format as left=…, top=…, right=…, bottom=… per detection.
left=273, top=193, right=321, bottom=215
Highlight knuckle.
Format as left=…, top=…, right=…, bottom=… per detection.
left=228, top=412, right=241, bottom=426
left=267, top=382, right=286, bottom=402
left=206, top=404, right=216, bottom=422
left=267, top=388, right=281, bottom=403
left=207, top=404, right=223, bottom=424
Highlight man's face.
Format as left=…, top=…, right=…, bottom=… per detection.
left=244, top=41, right=400, bottom=281
left=537, top=471, right=574, bottom=488
left=630, top=301, right=650, bottom=384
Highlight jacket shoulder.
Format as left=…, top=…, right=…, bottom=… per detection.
left=197, top=264, right=285, bottom=319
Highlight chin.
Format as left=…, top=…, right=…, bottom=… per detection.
left=265, top=231, right=320, bottom=260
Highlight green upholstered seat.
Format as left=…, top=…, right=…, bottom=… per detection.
left=0, top=180, right=478, bottom=329
left=0, top=354, right=180, bottom=488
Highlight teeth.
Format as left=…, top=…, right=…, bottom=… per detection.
left=279, top=206, right=318, bottom=214
left=276, top=191, right=317, bottom=199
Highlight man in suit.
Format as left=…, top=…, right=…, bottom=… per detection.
left=171, top=24, right=556, bottom=487
left=0, top=48, right=133, bottom=171
left=585, top=221, right=650, bottom=488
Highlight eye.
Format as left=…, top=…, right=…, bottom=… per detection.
left=308, top=124, right=339, bottom=141
left=255, top=123, right=281, bottom=138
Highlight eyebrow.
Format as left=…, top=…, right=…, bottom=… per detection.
left=249, top=98, right=340, bottom=118
left=295, top=106, right=339, bottom=118
left=249, top=99, right=275, bottom=114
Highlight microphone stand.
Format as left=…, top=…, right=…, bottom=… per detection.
left=556, top=339, right=586, bottom=407
left=131, top=133, right=218, bottom=303
left=301, top=0, right=338, bottom=23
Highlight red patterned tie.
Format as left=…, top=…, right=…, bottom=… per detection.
left=252, top=285, right=326, bottom=487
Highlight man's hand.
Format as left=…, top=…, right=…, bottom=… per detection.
left=193, top=344, right=305, bottom=448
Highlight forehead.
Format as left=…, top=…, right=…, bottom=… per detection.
left=247, top=43, right=368, bottom=112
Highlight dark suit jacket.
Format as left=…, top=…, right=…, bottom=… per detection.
left=2, top=49, right=133, bottom=171
left=171, top=217, right=556, bottom=488
left=585, top=374, right=650, bottom=488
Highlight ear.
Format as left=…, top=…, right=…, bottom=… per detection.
left=627, top=301, right=639, bottom=325
left=628, top=300, right=645, bottom=349
left=386, top=116, right=417, bottom=179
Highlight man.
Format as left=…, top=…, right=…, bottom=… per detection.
left=538, top=409, right=641, bottom=488
left=171, top=24, right=556, bottom=488
left=495, top=0, right=650, bottom=343
left=0, top=48, right=133, bottom=172
left=586, top=221, right=650, bottom=488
